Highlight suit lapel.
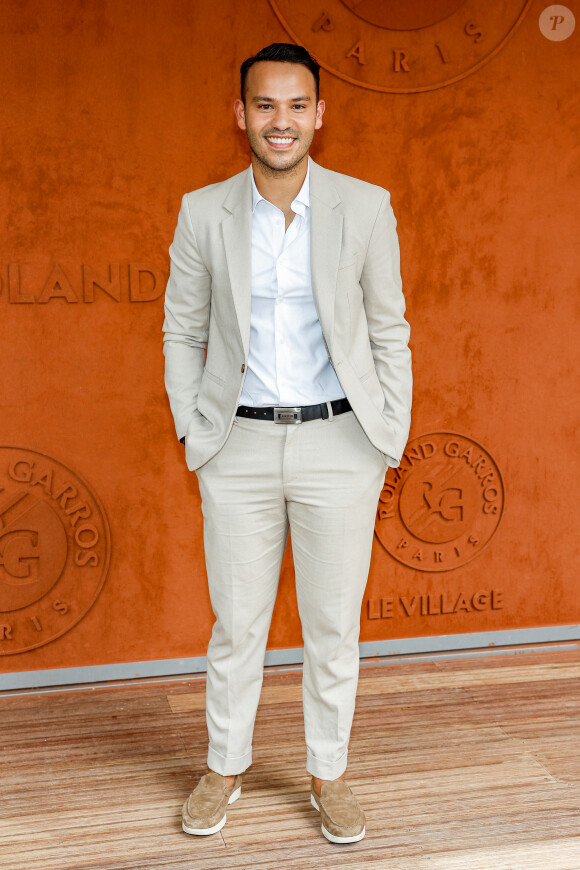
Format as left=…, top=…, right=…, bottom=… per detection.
left=309, top=159, right=342, bottom=355
left=221, top=168, right=253, bottom=357
left=221, top=160, right=343, bottom=359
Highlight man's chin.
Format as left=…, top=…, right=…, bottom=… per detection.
left=254, top=150, right=308, bottom=175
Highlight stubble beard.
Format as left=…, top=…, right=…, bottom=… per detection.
left=247, top=129, right=314, bottom=178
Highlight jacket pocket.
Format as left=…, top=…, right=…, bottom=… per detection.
left=202, top=368, right=225, bottom=388
left=359, top=366, right=375, bottom=384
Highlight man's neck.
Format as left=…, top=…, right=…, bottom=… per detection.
left=251, top=154, right=308, bottom=214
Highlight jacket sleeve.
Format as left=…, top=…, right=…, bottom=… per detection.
left=361, top=192, right=412, bottom=458
left=162, top=194, right=211, bottom=441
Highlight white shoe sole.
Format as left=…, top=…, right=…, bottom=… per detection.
left=182, top=785, right=241, bottom=836
left=310, top=792, right=366, bottom=843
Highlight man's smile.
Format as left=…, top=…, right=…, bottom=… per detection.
left=265, top=135, right=296, bottom=148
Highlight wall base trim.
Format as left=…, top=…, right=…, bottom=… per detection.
left=2, top=624, right=580, bottom=692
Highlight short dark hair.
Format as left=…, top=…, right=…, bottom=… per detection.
left=240, top=43, right=320, bottom=103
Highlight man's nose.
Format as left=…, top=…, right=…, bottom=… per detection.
left=272, top=107, right=291, bottom=130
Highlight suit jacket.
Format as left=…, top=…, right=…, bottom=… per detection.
left=163, top=157, right=412, bottom=472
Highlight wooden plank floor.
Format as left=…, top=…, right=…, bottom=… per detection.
left=2, top=649, right=580, bottom=869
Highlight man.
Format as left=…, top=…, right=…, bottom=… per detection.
left=163, top=43, right=412, bottom=844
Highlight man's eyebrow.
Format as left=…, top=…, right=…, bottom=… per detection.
left=251, top=95, right=312, bottom=102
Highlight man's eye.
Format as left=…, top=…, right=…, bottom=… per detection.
left=293, top=104, right=305, bottom=110
left=258, top=104, right=271, bottom=109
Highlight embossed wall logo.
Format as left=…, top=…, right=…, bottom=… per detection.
left=376, top=433, right=504, bottom=572
left=0, top=448, right=111, bottom=654
left=269, top=0, right=532, bottom=94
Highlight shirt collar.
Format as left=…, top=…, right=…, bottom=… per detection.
left=251, top=165, right=310, bottom=216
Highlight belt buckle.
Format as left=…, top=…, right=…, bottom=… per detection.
left=273, top=407, right=302, bottom=424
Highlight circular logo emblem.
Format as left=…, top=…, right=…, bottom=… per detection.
left=0, top=448, right=111, bottom=654
left=269, top=0, right=532, bottom=93
left=539, top=5, right=575, bottom=41
left=375, top=433, right=504, bottom=572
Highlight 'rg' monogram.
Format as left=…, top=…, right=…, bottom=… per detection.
left=408, top=477, right=464, bottom=535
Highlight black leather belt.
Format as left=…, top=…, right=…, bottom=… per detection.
left=236, top=398, right=351, bottom=424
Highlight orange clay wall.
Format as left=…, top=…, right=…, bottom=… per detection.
left=1, top=0, right=579, bottom=673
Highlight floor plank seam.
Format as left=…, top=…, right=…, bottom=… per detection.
left=496, top=723, right=561, bottom=785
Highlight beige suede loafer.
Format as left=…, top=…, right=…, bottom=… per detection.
left=310, top=779, right=366, bottom=844
left=182, top=771, right=242, bottom=836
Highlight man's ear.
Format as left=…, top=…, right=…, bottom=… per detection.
left=234, top=98, right=247, bottom=131
left=315, top=99, right=325, bottom=130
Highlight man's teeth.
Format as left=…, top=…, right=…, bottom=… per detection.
left=266, top=137, right=294, bottom=144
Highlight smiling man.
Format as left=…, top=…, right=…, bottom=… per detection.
left=163, top=43, right=412, bottom=844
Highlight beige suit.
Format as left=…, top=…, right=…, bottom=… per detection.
left=163, top=157, right=412, bottom=780
left=163, top=157, right=412, bottom=469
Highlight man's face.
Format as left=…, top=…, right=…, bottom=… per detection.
left=234, top=61, right=324, bottom=174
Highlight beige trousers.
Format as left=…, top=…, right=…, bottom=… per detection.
left=195, top=410, right=387, bottom=780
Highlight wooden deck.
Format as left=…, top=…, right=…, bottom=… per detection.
left=2, top=649, right=580, bottom=869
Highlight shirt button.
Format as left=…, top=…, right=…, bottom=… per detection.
left=241, top=364, right=245, bottom=373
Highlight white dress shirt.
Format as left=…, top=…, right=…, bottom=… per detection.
left=239, top=167, right=346, bottom=407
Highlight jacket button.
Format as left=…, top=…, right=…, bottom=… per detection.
left=241, top=364, right=245, bottom=373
